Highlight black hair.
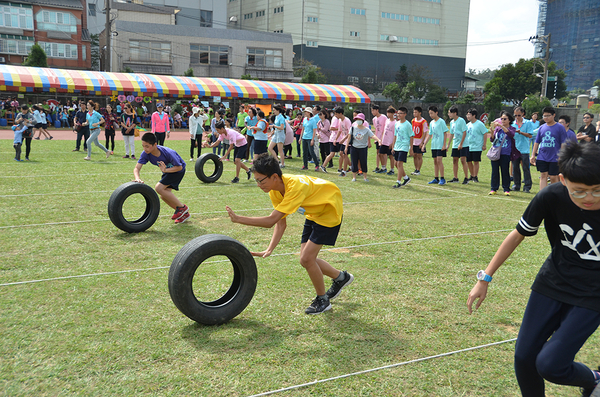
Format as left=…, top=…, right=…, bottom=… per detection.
left=559, top=141, right=600, bottom=185
left=558, top=114, right=570, bottom=124
left=513, top=106, right=525, bottom=114
left=214, top=120, right=225, bottom=130
left=414, top=106, right=422, bottom=114
left=398, top=106, right=408, bottom=113
left=273, top=105, right=284, bottom=114
left=20, top=104, right=28, bottom=110
left=387, top=106, right=397, bottom=114
left=319, top=109, right=330, bottom=121
left=314, top=105, right=321, bottom=111
left=542, top=107, right=556, bottom=115
left=217, top=109, right=226, bottom=116
left=584, top=112, right=594, bottom=119
left=500, top=111, right=514, bottom=124
left=371, top=104, right=380, bottom=111
left=269, top=114, right=276, bottom=123
left=248, top=107, right=257, bottom=117
left=467, top=108, right=478, bottom=118
left=251, top=153, right=282, bottom=178
left=141, top=132, right=156, bottom=145
left=428, top=105, right=438, bottom=114
left=257, top=110, right=265, bottom=119
left=449, top=105, right=458, bottom=114
left=334, top=106, right=344, bottom=114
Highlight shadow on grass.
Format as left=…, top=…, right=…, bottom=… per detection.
left=111, top=226, right=211, bottom=245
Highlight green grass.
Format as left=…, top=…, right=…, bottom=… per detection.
left=1, top=139, right=597, bottom=396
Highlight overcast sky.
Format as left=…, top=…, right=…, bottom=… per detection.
left=466, top=0, right=540, bottom=72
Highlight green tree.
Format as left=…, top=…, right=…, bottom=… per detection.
left=593, top=78, right=600, bottom=87
left=395, top=64, right=409, bottom=88
left=184, top=68, right=194, bottom=77
left=23, top=44, right=47, bottom=67
left=382, top=81, right=417, bottom=106
left=483, top=84, right=503, bottom=117
left=521, top=96, right=551, bottom=119
left=423, top=84, right=448, bottom=103
left=300, top=67, right=327, bottom=84
left=90, top=34, right=100, bottom=70
left=121, top=66, right=134, bottom=73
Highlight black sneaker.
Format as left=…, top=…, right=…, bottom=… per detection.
left=448, top=178, right=459, bottom=183
left=473, top=176, right=479, bottom=183
left=511, top=186, right=520, bottom=192
left=326, top=271, right=354, bottom=301
left=401, top=177, right=411, bottom=186
left=247, top=170, right=252, bottom=180
left=305, top=296, right=332, bottom=315
left=320, top=165, right=328, bottom=173
left=462, top=178, right=469, bottom=185
left=374, top=167, right=381, bottom=173
left=386, top=170, right=395, bottom=175
left=392, top=182, right=402, bottom=189
left=580, top=379, right=600, bottom=397
left=231, top=177, right=239, bottom=183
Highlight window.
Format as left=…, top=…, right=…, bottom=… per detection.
left=274, top=6, right=284, bottom=13
left=412, top=38, right=439, bottom=46
left=244, top=13, right=253, bottom=20
left=88, top=4, right=96, bottom=17
left=247, top=48, right=283, bottom=68
left=190, top=45, right=228, bottom=65
left=351, top=8, right=366, bottom=15
left=306, top=41, right=318, bottom=47
left=421, top=0, right=441, bottom=3
left=129, top=40, right=171, bottom=63
left=350, top=31, right=360, bottom=37
left=273, top=29, right=283, bottom=33
left=381, top=35, right=409, bottom=42
left=307, top=16, right=318, bottom=22
left=256, top=10, right=265, bottom=17
left=381, top=12, right=409, bottom=21
left=363, top=77, right=374, bottom=84
left=0, top=38, right=33, bottom=55
left=39, top=42, right=78, bottom=58
left=347, top=76, right=359, bottom=83
left=82, top=44, right=86, bottom=61
left=413, top=16, right=440, bottom=25
left=36, top=11, right=77, bottom=33
left=200, top=10, right=212, bottom=27
left=0, top=5, right=33, bottom=30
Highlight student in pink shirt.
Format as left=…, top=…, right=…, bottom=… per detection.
left=371, top=104, right=387, bottom=172
left=151, top=102, right=170, bottom=145
left=377, top=106, right=397, bottom=175
left=321, top=107, right=351, bottom=175
left=204, top=120, right=252, bottom=183
left=317, top=110, right=332, bottom=168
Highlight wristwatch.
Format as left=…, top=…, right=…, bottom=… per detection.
left=476, top=270, right=492, bottom=282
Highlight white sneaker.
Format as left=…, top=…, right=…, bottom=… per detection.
left=84, top=156, right=91, bottom=160
left=189, top=158, right=194, bottom=162
left=351, top=178, right=357, bottom=182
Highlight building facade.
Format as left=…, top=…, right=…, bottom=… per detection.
left=108, top=20, right=293, bottom=79
left=0, top=0, right=91, bottom=69
left=537, top=0, right=600, bottom=91
left=227, top=0, right=470, bottom=91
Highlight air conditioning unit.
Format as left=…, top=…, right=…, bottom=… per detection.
left=0, top=57, right=6, bottom=63
left=389, top=36, right=398, bottom=42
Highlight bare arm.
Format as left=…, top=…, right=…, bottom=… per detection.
left=226, top=206, right=285, bottom=229
left=133, top=163, right=143, bottom=183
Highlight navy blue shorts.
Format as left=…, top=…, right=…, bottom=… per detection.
left=394, top=150, right=408, bottom=163
left=468, top=150, right=482, bottom=162
left=412, top=144, right=426, bottom=154
left=301, top=218, right=342, bottom=246
left=536, top=160, right=559, bottom=175
left=234, top=144, right=247, bottom=159
left=379, top=144, right=392, bottom=155
left=452, top=147, right=469, bottom=158
left=431, top=149, right=447, bottom=158
left=330, top=142, right=341, bottom=153
left=253, top=139, right=268, bottom=155
left=159, top=169, right=185, bottom=191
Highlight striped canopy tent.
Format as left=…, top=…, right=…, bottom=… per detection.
left=0, top=65, right=370, bottom=104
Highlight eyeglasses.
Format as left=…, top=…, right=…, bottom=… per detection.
left=583, top=116, right=591, bottom=119
left=568, top=188, right=600, bottom=199
left=254, top=175, right=269, bottom=185
left=500, top=117, right=509, bottom=121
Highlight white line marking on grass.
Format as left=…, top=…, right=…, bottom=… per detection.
left=246, top=338, right=518, bottom=396
left=0, top=228, right=512, bottom=286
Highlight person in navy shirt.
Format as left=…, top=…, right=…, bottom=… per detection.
left=134, top=133, right=190, bottom=224
left=531, top=107, right=568, bottom=191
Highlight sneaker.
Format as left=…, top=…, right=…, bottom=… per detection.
left=315, top=166, right=320, bottom=172
left=401, top=177, right=411, bottom=186
left=84, top=156, right=91, bottom=160
left=511, top=186, right=520, bottom=192
left=25, top=157, right=29, bottom=161
left=241, top=159, right=247, bottom=162
left=34, top=137, right=40, bottom=140
left=488, top=190, right=497, bottom=195
left=374, top=167, right=381, bottom=173
left=504, top=191, right=511, bottom=196
left=438, top=178, right=446, bottom=185
left=337, top=169, right=343, bottom=173
left=106, top=150, right=111, bottom=159
left=131, top=155, right=136, bottom=160
left=358, top=170, right=363, bottom=175
left=326, top=271, right=354, bottom=300
left=309, top=160, right=314, bottom=164
left=351, top=178, right=357, bottom=182
left=171, top=205, right=189, bottom=220
left=123, top=155, right=129, bottom=158
left=49, top=136, right=54, bottom=140
left=73, top=149, right=80, bottom=152
left=411, top=170, right=421, bottom=176
left=174, top=211, right=190, bottom=224
left=448, top=178, right=459, bottom=183
left=14, top=158, right=22, bottom=162
left=363, top=178, right=369, bottom=182
left=320, top=165, right=328, bottom=173
left=386, top=170, right=395, bottom=176
left=301, top=166, right=308, bottom=170
left=246, top=170, right=252, bottom=180
left=473, top=176, right=479, bottom=183
left=280, top=165, right=285, bottom=169
left=190, top=158, right=194, bottom=162
left=428, top=178, right=439, bottom=184
left=305, top=296, right=332, bottom=315
left=462, top=178, right=469, bottom=185
left=339, top=170, right=346, bottom=177
left=523, top=188, right=531, bottom=193
left=231, top=177, right=240, bottom=183
left=392, top=182, right=402, bottom=189
left=468, top=176, right=474, bottom=181
left=581, top=370, right=600, bottom=397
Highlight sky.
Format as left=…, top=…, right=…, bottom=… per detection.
left=465, top=0, right=540, bottom=72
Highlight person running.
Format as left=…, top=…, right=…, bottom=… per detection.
left=225, top=153, right=354, bottom=315
left=390, top=107, right=414, bottom=188
left=249, top=110, right=269, bottom=162
left=83, top=100, right=111, bottom=161
left=410, top=106, right=429, bottom=176
left=268, top=105, right=287, bottom=168
left=134, top=132, right=190, bottom=224
left=447, top=106, right=469, bottom=184
left=422, top=106, right=448, bottom=185
left=531, top=107, right=568, bottom=191
left=204, top=120, right=252, bottom=183
left=468, top=142, right=600, bottom=397
left=466, top=108, right=488, bottom=183
left=73, top=102, right=89, bottom=152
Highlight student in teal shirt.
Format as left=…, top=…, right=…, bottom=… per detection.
left=423, top=105, right=449, bottom=185
left=448, top=106, right=469, bottom=184
left=390, top=106, right=414, bottom=188
left=83, top=100, right=110, bottom=161
left=466, top=108, right=488, bottom=183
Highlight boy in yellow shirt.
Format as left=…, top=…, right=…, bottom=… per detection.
left=226, top=153, right=354, bottom=314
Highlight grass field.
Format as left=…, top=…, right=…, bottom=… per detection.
left=1, top=139, right=597, bottom=396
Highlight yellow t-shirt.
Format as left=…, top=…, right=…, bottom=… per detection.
left=268, top=174, right=343, bottom=227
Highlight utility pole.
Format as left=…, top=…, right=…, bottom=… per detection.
left=105, top=0, right=111, bottom=72
left=529, top=33, right=551, bottom=99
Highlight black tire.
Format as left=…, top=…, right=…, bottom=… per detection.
left=107, top=182, right=160, bottom=233
left=195, top=153, right=223, bottom=183
left=168, top=234, right=258, bottom=325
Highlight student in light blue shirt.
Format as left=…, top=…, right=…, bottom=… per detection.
left=390, top=106, right=414, bottom=188
left=448, top=106, right=469, bottom=184
left=466, top=108, right=488, bottom=183
left=301, top=107, right=320, bottom=170
left=511, top=106, right=534, bottom=193
left=422, top=105, right=449, bottom=185
left=83, top=100, right=110, bottom=161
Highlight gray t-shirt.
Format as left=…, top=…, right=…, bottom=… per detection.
left=350, top=126, right=374, bottom=148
